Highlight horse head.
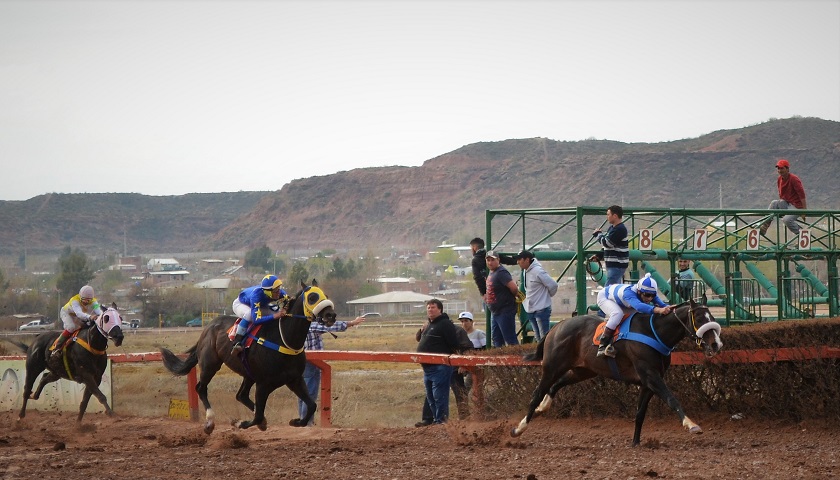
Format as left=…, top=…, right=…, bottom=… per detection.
left=681, top=297, right=723, bottom=357
left=293, top=279, right=337, bottom=327
left=95, top=304, right=125, bottom=347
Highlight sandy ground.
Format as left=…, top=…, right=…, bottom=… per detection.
left=1, top=409, right=837, bottom=480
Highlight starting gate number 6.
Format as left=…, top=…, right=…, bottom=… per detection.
left=694, top=229, right=707, bottom=251
left=747, top=229, right=760, bottom=250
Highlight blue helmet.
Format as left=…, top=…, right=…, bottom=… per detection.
left=261, top=275, right=283, bottom=291
left=635, top=273, right=658, bottom=294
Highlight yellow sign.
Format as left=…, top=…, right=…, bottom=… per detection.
left=168, top=398, right=191, bottom=420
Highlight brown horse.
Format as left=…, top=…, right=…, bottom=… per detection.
left=14, top=306, right=125, bottom=422
left=510, top=299, right=723, bottom=446
left=160, top=281, right=336, bottom=434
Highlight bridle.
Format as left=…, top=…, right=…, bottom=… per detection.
left=669, top=301, right=720, bottom=350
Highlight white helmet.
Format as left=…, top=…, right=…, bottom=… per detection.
left=634, top=273, right=658, bottom=295
left=79, top=285, right=95, bottom=299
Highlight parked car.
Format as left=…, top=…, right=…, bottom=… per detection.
left=186, top=317, right=203, bottom=327
left=19, top=319, right=53, bottom=331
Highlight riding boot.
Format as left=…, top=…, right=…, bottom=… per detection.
left=50, top=332, right=71, bottom=358
left=597, top=327, right=617, bottom=358
left=231, top=334, right=245, bottom=354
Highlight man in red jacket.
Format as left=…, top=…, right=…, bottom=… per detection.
left=759, top=159, right=807, bottom=236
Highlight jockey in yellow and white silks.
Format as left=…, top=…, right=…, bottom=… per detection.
left=595, top=273, right=673, bottom=358
left=51, top=285, right=103, bottom=356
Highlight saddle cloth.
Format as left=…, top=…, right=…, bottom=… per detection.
left=592, top=313, right=633, bottom=345
left=227, top=319, right=262, bottom=349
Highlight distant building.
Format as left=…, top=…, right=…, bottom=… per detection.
left=347, top=291, right=466, bottom=317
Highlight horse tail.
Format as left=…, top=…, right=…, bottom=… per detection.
left=522, top=336, right=546, bottom=362
left=8, top=340, right=29, bottom=354
left=160, top=345, right=198, bottom=376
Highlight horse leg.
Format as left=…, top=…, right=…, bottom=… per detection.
left=77, top=380, right=114, bottom=422
left=235, top=377, right=256, bottom=412
left=512, top=367, right=596, bottom=437
left=18, top=365, right=47, bottom=420
left=236, top=382, right=273, bottom=430
left=640, top=372, right=702, bottom=443
left=197, top=359, right=223, bottom=434
left=287, top=375, right=316, bottom=427
left=632, top=387, right=655, bottom=447
left=31, top=371, right=60, bottom=400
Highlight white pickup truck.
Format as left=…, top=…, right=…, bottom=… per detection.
left=18, top=319, right=54, bottom=331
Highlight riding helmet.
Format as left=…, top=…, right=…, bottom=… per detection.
left=635, top=273, right=658, bottom=294
left=261, top=274, right=283, bottom=291
left=79, top=285, right=95, bottom=299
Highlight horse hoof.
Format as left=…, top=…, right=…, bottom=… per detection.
left=689, top=425, right=703, bottom=434
left=510, top=428, right=522, bottom=438
left=205, top=422, right=216, bottom=434
left=258, top=420, right=267, bottom=431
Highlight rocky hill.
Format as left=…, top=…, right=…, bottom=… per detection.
left=208, top=117, right=840, bottom=251
left=1, top=117, right=837, bottom=256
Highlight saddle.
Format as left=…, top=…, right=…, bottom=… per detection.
left=227, top=319, right=263, bottom=350
left=592, top=313, right=632, bottom=345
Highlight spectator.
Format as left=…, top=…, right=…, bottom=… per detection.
left=458, top=311, right=487, bottom=349
left=592, top=205, right=629, bottom=286
left=596, top=273, right=672, bottom=358
left=485, top=250, right=520, bottom=346
left=675, top=258, right=696, bottom=301
left=50, top=285, right=103, bottom=358
left=516, top=250, right=559, bottom=342
left=416, top=299, right=462, bottom=424
left=418, top=313, right=474, bottom=425
left=759, top=159, right=807, bottom=236
left=469, top=237, right=516, bottom=296
left=298, top=315, right=365, bottom=426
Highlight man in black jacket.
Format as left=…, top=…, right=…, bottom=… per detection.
left=416, top=299, right=462, bottom=425
left=470, top=237, right=516, bottom=296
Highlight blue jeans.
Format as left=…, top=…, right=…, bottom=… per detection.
left=490, top=310, right=519, bottom=347
left=528, top=306, right=552, bottom=342
left=605, top=267, right=626, bottom=287
left=297, top=361, right=320, bottom=426
left=423, top=364, right=453, bottom=423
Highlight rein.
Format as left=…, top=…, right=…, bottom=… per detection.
left=670, top=302, right=709, bottom=348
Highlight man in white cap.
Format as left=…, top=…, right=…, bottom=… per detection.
left=595, top=274, right=672, bottom=358
left=759, top=158, right=807, bottom=236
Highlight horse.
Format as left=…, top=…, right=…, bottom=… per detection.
left=510, top=298, right=724, bottom=446
left=160, top=280, right=337, bottom=434
left=14, top=305, right=125, bottom=422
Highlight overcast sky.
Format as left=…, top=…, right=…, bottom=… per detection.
left=1, top=0, right=838, bottom=201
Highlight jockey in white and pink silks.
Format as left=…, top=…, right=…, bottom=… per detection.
left=595, top=273, right=673, bottom=358
left=51, top=285, right=103, bottom=357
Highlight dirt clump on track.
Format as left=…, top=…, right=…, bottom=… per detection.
left=1, top=411, right=837, bottom=479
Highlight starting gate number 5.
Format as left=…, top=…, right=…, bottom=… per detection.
left=639, top=229, right=653, bottom=250
left=799, top=230, right=811, bottom=250
left=694, top=229, right=707, bottom=251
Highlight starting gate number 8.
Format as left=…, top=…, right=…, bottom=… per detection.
left=639, top=229, right=653, bottom=250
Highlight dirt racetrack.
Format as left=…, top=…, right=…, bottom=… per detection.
left=1, top=410, right=837, bottom=479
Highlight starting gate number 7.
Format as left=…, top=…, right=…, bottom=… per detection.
left=694, top=229, right=707, bottom=251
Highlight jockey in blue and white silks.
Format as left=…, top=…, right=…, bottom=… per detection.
left=595, top=273, right=673, bottom=358
left=230, top=274, right=288, bottom=354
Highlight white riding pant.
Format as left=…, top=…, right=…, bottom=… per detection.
left=596, top=288, right=632, bottom=331
left=232, top=298, right=254, bottom=335
left=59, top=310, right=83, bottom=333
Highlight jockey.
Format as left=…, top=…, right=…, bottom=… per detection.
left=51, top=285, right=103, bottom=357
left=230, top=274, right=288, bottom=354
left=595, top=273, right=673, bottom=358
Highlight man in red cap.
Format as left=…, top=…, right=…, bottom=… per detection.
left=759, top=159, right=807, bottom=236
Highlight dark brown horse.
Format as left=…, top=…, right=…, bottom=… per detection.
left=510, top=299, right=723, bottom=446
left=160, top=281, right=336, bottom=434
left=14, top=306, right=125, bottom=422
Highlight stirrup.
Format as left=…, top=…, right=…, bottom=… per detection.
left=231, top=342, right=244, bottom=354
left=603, top=344, right=617, bottom=358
